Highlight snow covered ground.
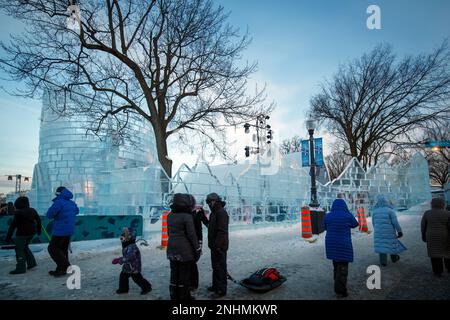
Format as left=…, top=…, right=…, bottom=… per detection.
left=1, top=202, right=449, bottom=300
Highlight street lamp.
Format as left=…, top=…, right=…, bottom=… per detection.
left=306, top=118, right=319, bottom=208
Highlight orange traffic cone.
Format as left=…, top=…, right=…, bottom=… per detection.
left=357, top=207, right=370, bottom=233
left=158, top=210, right=170, bottom=249
left=301, top=206, right=313, bottom=239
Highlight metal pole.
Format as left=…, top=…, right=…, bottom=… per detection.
left=309, top=129, right=319, bottom=208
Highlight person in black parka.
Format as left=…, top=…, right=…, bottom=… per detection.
left=203, top=192, right=229, bottom=298
left=5, top=196, right=42, bottom=274
left=167, top=193, right=201, bottom=300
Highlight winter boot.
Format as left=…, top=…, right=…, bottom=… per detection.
left=170, top=284, right=178, bottom=300
left=10, top=258, right=27, bottom=274
left=116, top=289, right=129, bottom=294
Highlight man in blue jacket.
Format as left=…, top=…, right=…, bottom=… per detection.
left=323, top=198, right=359, bottom=298
left=46, top=186, right=79, bottom=276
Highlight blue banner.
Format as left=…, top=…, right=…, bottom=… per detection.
left=301, top=140, right=310, bottom=167
left=301, top=138, right=324, bottom=167
left=314, top=138, right=324, bottom=167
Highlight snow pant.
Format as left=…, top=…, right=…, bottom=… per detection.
left=48, top=236, right=71, bottom=272
left=170, top=260, right=194, bottom=300
left=13, top=236, right=36, bottom=272
left=119, top=271, right=152, bottom=292
left=332, top=261, right=349, bottom=295
left=191, top=262, right=199, bottom=289
left=379, top=254, right=400, bottom=265
left=211, top=249, right=227, bottom=294
left=430, top=258, right=450, bottom=275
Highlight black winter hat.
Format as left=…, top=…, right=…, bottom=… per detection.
left=170, top=193, right=192, bottom=213
left=14, top=196, right=30, bottom=209
left=206, top=193, right=222, bottom=203
left=431, top=197, right=445, bottom=209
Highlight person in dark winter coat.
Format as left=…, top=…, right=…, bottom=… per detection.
left=187, top=194, right=208, bottom=291
left=167, top=193, right=201, bottom=300
left=421, top=198, right=450, bottom=276
left=5, top=197, right=42, bottom=274
left=371, top=195, right=407, bottom=266
left=323, top=198, right=359, bottom=298
left=203, top=192, right=229, bottom=298
left=113, top=227, right=152, bottom=295
left=46, top=186, right=79, bottom=276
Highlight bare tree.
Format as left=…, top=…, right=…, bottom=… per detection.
left=279, top=135, right=301, bottom=155
left=309, top=43, right=450, bottom=169
left=323, top=141, right=352, bottom=180
left=325, top=151, right=352, bottom=181
left=0, top=0, right=272, bottom=177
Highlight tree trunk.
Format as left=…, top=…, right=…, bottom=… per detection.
left=156, top=135, right=173, bottom=178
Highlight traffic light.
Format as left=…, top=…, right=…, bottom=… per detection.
left=244, top=123, right=250, bottom=134
left=245, top=146, right=250, bottom=157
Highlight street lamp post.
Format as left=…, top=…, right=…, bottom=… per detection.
left=306, top=119, right=319, bottom=208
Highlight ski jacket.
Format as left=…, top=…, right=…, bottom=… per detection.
left=324, top=199, right=359, bottom=262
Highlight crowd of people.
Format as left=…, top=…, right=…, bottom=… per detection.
left=324, top=195, right=449, bottom=298
left=2, top=187, right=449, bottom=300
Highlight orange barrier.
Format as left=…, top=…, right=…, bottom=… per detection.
left=357, top=207, right=369, bottom=233
left=301, top=206, right=313, bottom=239
left=160, top=210, right=170, bottom=249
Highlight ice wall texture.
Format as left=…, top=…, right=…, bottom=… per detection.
left=30, top=91, right=164, bottom=215
left=173, top=152, right=431, bottom=220
left=318, top=154, right=431, bottom=213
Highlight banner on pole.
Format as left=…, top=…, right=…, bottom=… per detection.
left=301, top=138, right=324, bottom=167
left=301, top=140, right=310, bottom=167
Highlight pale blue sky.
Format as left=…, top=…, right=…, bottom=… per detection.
left=0, top=0, right=449, bottom=192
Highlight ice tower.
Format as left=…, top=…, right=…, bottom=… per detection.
left=30, top=91, right=166, bottom=216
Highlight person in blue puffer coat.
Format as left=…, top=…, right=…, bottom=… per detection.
left=323, top=198, right=359, bottom=298
left=371, top=194, right=406, bottom=267
left=46, top=186, right=79, bottom=276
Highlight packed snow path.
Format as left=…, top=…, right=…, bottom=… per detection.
left=1, top=206, right=449, bottom=300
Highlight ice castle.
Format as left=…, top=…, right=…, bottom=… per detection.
left=29, top=91, right=167, bottom=217
left=28, top=91, right=431, bottom=222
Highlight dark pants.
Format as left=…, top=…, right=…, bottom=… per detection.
left=211, top=249, right=227, bottom=294
left=14, top=236, right=36, bottom=272
left=170, top=260, right=194, bottom=300
left=48, top=236, right=71, bottom=272
left=380, top=254, right=400, bottom=265
left=191, top=262, right=199, bottom=289
left=430, top=258, right=450, bottom=275
left=119, top=271, right=152, bottom=292
left=333, top=261, right=349, bottom=295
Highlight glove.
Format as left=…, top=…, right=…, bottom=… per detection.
left=112, top=257, right=121, bottom=265
left=397, top=232, right=403, bottom=239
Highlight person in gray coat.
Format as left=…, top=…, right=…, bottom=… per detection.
left=371, top=195, right=407, bottom=266
left=167, top=193, right=201, bottom=300
left=421, top=198, right=450, bottom=276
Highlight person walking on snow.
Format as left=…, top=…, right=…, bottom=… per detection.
left=46, top=186, right=79, bottom=276
left=203, top=193, right=229, bottom=298
left=323, top=198, right=359, bottom=298
left=166, top=193, right=201, bottom=300
left=5, top=196, right=41, bottom=274
left=421, top=198, right=450, bottom=277
left=113, top=227, right=152, bottom=295
left=371, top=195, right=407, bottom=266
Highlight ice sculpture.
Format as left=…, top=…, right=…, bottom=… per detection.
left=29, top=90, right=166, bottom=216
left=27, top=90, right=431, bottom=222
left=173, top=152, right=431, bottom=221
